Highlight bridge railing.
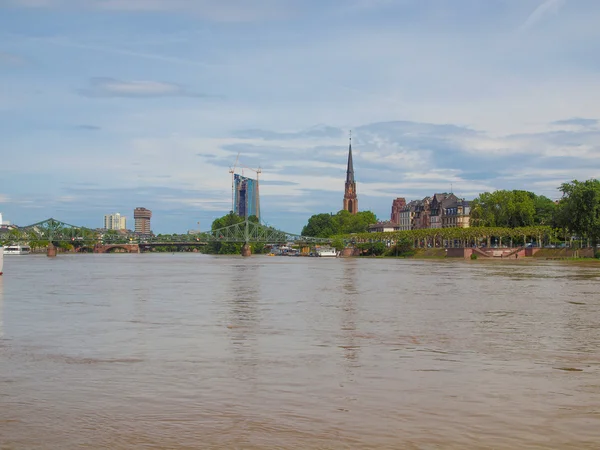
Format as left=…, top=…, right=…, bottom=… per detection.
left=0, top=217, right=332, bottom=246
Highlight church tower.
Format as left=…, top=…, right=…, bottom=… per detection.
left=343, top=132, right=358, bottom=214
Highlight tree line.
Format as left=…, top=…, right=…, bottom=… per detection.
left=470, top=180, right=600, bottom=246
left=300, top=179, right=600, bottom=249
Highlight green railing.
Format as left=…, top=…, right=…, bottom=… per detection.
left=0, top=218, right=332, bottom=246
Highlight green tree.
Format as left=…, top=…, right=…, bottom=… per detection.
left=357, top=242, right=386, bottom=256
left=557, top=179, right=600, bottom=247
left=301, top=213, right=336, bottom=237
left=302, top=210, right=377, bottom=237
left=207, top=212, right=260, bottom=254
left=331, top=237, right=345, bottom=251
left=470, top=190, right=536, bottom=227
left=211, top=211, right=245, bottom=230
left=385, top=237, right=415, bottom=257
left=532, top=194, right=557, bottom=226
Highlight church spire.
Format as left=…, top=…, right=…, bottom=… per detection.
left=346, top=130, right=355, bottom=184
left=343, top=130, right=358, bottom=214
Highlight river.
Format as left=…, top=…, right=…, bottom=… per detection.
left=1, top=254, right=599, bottom=449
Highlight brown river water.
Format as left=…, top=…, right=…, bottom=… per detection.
left=1, top=254, right=599, bottom=449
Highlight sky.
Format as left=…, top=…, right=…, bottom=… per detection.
left=1, top=0, right=600, bottom=234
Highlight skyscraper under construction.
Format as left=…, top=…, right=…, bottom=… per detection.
left=234, top=174, right=260, bottom=220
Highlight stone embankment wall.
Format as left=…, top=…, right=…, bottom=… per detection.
left=339, top=247, right=360, bottom=257
left=532, top=248, right=595, bottom=258
left=446, top=247, right=596, bottom=259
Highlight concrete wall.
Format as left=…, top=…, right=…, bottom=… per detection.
left=533, top=248, right=596, bottom=258
left=446, top=248, right=473, bottom=258
left=448, top=247, right=597, bottom=259
left=525, top=248, right=540, bottom=257
left=339, top=247, right=360, bottom=258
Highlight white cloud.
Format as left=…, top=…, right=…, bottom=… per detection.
left=78, top=77, right=208, bottom=98
left=520, top=0, right=566, bottom=30
left=3, top=0, right=294, bottom=21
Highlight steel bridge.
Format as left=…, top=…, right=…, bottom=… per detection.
left=0, top=218, right=332, bottom=255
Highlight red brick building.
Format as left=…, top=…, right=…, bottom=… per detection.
left=343, top=134, right=358, bottom=214
left=391, top=198, right=406, bottom=224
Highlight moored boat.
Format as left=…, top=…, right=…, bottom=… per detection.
left=3, top=245, right=31, bottom=255
left=316, top=246, right=338, bottom=257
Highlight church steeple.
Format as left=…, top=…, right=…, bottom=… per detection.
left=346, top=131, right=355, bottom=184
left=343, top=130, right=358, bottom=214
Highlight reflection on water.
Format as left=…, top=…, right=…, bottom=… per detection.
left=1, top=255, right=600, bottom=449
left=226, top=262, right=262, bottom=386
left=340, top=261, right=359, bottom=368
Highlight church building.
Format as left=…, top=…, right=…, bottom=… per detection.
left=343, top=133, right=358, bottom=214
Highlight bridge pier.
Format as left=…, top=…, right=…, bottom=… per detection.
left=241, top=243, right=252, bottom=257
left=47, top=243, right=57, bottom=258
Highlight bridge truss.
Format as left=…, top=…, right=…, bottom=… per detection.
left=0, top=218, right=98, bottom=245
left=0, top=218, right=332, bottom=246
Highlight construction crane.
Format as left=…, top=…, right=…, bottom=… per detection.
left=238, top=163, right=262, bottom=222
left=229, top=152, right=240, bottom=213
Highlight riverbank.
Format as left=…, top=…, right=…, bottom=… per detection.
left=354, top=247, right=600, bottom=261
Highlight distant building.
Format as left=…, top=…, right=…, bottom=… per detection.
left=368, top=221, right=400, bottom=233
left=396, top=193, right=471, bottom=231
left=429, top=193, right=458, bottom=229
left=391, top=198, right=406, bottom=224
left=399, top=200, right=418, bottom=231
left=234, top=174, right=260, bottom=220
left=442, top=199, right=471, bottom=228
left=343, top=133, right=358, bottom=214
left=134, top=207, right=152, bottom=234
left=103, top=213, right=127, bottom=230
left=413, top=197, right=431, bottom=229
left=0, top=212, right=9, bottom=231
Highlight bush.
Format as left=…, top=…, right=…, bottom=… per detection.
left=595, top=250, right=600, bottom=259
left=384, top=238, right=415, bottom=257
left=357, top=242, right=386, bottom=256
left=470, top=253, right=478, bottom=260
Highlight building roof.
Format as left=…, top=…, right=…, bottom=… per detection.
left=368, top=221, right=399, bottom=230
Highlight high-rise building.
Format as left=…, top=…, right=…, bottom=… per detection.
left=343, top=133, right=358, bottom=214
left=234, top=174, right=260, bottom=220
left=103, top=213, right=127, bottom=230
left=134, top=207, right=152, bottom=234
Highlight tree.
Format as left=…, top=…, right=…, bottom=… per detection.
left=302, top=210, right=378, bottom=237
left=208, top=212, right=244, bottom=254
left=301, top=213, right=336, bottom=237
left=557, top=179, right=600, bottom=247
left=207, top=212, right=261, bottom=254
left=532, top=194, right=557, bottom=226
left=211, top=211, right=245, bottom=231
left=470, top=190, right=537, bottom=228
left=357, top=242, right=386, bottom=256
left=331, top=237, right=345, bottom=251
left=385, top=237, right=415, bottom=257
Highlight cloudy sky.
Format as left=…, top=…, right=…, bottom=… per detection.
left=1, top=0, right=600, bottom=233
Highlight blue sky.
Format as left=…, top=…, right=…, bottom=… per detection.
left=1, top=0, right=600, bottom=234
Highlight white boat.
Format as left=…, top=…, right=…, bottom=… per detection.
left=3, top=245, right=31, bottom=255
left=316, top=247, right=338, bottom=257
